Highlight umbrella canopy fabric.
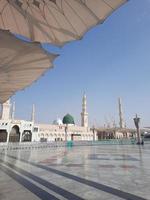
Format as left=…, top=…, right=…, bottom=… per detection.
left=0, top=29, right=57, bottom=103
left=0, top=0, right=127, bottom=46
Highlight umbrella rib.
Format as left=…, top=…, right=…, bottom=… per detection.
left=8, top=2, right=22, bottom=35
left=58, top=1, right=80, bottom=37
left=35, top=3, right=58, bottom=43
left=46, top=3, right=72, bottom=42
left=75, top=0, right=101, bottom=21
left=24, top=13, right=56, bottom=43
left=9, top=1, right=46, bottom=41
left=102, top=0, right=115, bottom=10
left=25, top=2, right=72, bottom=41
left=47, top=2, right=78, bottom=40
left=0, top=46, right=36, bottom=70
left=45, top=0, right=80, bottom=39
left=0, top=2, right=7, bottom=29
left=29, top=0, right=81, bottom=43
left=0, top=15, right=5, bottom=29
left=64, top=0, right=88, bottom=28
left=6, top=57, right=52, bottom=70
left=25, top=1, right=36, bottom=41
left=25, top=4, right=48, bottom=42
left=8, top=1, right=35, bottom=40
left=60, top=0, right=83, bottom=38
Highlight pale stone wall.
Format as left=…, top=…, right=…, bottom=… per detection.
left=0, top=120, right=93, bottom=143
left=34, top=123, right=93, bottom=142
left=0, top=119, right=34, bottom=142
left=115, top=131, right=124, bottom=139
left=115, top=131, right=131, bottom=139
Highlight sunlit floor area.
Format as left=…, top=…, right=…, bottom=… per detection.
left=0, top=144, right=150, bottom=200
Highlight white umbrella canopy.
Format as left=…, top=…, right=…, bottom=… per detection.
left=0, top=0, right=128, bottom=46
left=0, top=29, right=57, bottom=103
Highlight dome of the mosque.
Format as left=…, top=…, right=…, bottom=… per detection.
left=53, top=118, right=63, bottom=125
left=63, top=114, right=75, bottom=125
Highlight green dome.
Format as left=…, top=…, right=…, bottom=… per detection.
left=63, top=114, right=75, bottom=125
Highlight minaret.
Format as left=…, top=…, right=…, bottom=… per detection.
left=11, top=101, right=15, bottom=120
left=1, top=99, right=11, bottom=120
left=81, top=94, right=88, bottom=127
left=118, top=97, right=124, bottom=129
left=31, top=104, right=35, bottom=122
left=113, top=119, right=116, bottom=128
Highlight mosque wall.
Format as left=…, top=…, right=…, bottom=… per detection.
left=33, top=123, right=93, bottom=142
left=0, top=120, right=94, bottom=143
left=0, top=95, right=94, bottom=143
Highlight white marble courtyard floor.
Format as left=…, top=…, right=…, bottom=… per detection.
left=0, top=144, right=150, bottom=200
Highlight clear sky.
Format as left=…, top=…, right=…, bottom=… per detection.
left=9, top=0, right=150, bottom=128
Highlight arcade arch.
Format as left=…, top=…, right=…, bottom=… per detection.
left=9, top=125, right=20, bottom=142
left=0, top=130, right=7, bottom=142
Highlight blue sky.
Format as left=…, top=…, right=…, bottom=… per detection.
left=10, top=0, right=150, bottom=128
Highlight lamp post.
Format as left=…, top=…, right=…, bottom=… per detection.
left=133, top=114, right=141, bottom=145
left=65, top=124, right=68, bottom=143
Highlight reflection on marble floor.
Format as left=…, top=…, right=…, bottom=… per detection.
left=0, top=145, right=150, bottom=200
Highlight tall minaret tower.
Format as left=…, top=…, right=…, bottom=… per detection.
left=81, top=94, right=88, bottom=127
left=11, top=101, right=15, bottom=120
left=118, top=97, right=124, bottom=129
left=31, top=104, right=35, bottom=122
left=1, top=99, right=11, bottom=120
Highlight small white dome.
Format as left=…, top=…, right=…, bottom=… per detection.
left=53, top=118, right=63, bottom=125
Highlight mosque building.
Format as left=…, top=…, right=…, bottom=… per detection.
left=0, top=95, right=95, bottom=143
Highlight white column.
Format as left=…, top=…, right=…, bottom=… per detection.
left=118, top=97, right=125, bottom=129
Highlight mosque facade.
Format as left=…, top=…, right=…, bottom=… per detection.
left=0, top=95, right=95, bottom=143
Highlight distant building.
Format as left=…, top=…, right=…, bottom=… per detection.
left=96, top=127, right=133, bottom=140
left=0, top=95, right=94, bottom=143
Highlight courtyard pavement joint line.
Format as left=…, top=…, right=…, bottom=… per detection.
left=0, top=159, right=85, bottom=200
left=5, top=154, right=147, bottom=200
left=0, top=164, right=59, bottom=200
